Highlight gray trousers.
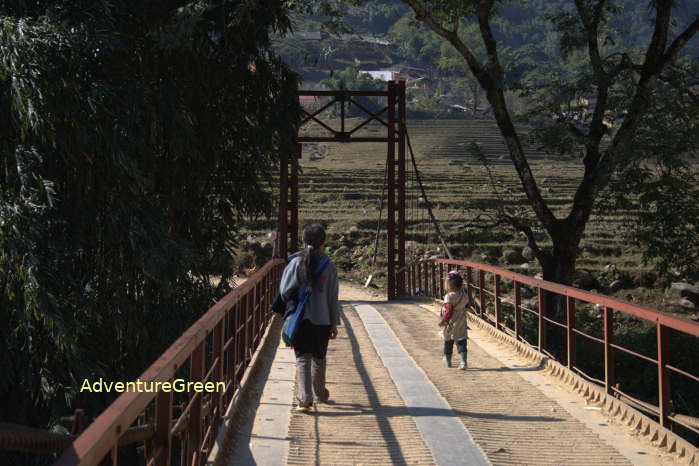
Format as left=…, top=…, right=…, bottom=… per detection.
left=295, top=353, right=329, bottom=406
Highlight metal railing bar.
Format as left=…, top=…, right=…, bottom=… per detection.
left=202, top=357, right=220, bottom=385
left=223, top=338, right=234, bottom=352
left=572, top=366, right=605, bottom=386
left=435, top=258, right=699, bottom=336
left=541, top=314, right=567, bottom=329
left=608, top=343, right=658, bottom=365
left=613, top=391, right=661, bottom=417
left=502, top=326, right=516, bottom=338
left=170, top=392, right=200, bottom=436
left=666, top=364, right=699, bottom=383
left=669, top=415, right=699, bottom=434
left=54, top=260, right=284, bottom=466
left=521, top=306, right=539, bottom=317
left=572, top=327, right=605, bottom=345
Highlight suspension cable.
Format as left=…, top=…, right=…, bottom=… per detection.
left=371, top=160, right=388, bottom=265
left=405, top=127, right=454, bottom=259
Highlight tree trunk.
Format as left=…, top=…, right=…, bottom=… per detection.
left=537, top=228, right=580, bottom=360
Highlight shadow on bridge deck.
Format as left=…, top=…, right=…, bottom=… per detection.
left=214, top=292, right=676, bottom=466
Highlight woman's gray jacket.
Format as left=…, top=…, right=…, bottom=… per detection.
left=279, top=250, right=340, bottom=327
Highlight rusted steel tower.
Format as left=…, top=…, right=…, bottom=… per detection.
left=278, top=81, right=407, bottom=299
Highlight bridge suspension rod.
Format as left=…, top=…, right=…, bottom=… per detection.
left=405, top=127, right=453, bottom=260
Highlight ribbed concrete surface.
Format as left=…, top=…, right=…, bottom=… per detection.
left=377, top=301, right=632, bottom=466
left=286, top=303, right=435, bottom=465
left=354, top=303, right=489, bottom=466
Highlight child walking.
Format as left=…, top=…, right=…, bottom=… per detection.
left=439, top=270, right=471, bottom=370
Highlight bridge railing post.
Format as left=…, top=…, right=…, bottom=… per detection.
left=566, top=296, right=575, bottom=370
left=478, top=270, right=486, bottom=317
left=604, top=307, right=615, bottom=395
left=494, top=274, right=501, bottom=330
left=213, top=319, right=224, bottom=430
left=514, top=282, right=522, bottom=341
left=537, top=287, right=546, bottom=352
left=657, top=323, right=671, bottom=428
left=187, top=342, right=204, bottom=465
left=439, top=263, right=444, bottom=298
left=466, top=267, right=472, bottom=306
left=151, top=391, right=172, bottom=466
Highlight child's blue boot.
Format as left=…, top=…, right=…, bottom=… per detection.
left=442, top=354, right=452, bottom=368
left=458, top=352, right=467, bottom=370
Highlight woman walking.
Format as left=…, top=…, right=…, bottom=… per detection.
left=279, top=223, right=340, bottom=411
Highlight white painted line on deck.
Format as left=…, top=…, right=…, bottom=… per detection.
left=353, top=303, right=490, bottom=466
left=226, top=345, right=295, bottom=466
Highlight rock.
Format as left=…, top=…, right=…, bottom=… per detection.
left=520, top=263, right=530, bottom=270
left=503, top=249, right=524, bottom=264
left=575, top=269, right=597, bottom=290
left=668, top=282, right=699, bottom=303
left=266, top=231, right=276, bottom=242
left=609, top=279, right=623, bottom=292
left=679, top=298, right=696, bottom=310
left=348, top=225, right=359, bottom=233
left=604, top=264, right=617, bottom=273
left=334, top=246, right=350, bottom=256
left=534, top=273, right=544, bottom=281
left=522, top=246, right=535, bottom=261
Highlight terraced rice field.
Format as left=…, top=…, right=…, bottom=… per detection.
left=244, top=119, right=681, bottom=309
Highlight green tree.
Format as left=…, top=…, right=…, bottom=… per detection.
left=0, top=0, right=299, bottom=457
left=395, top=0, right=697, bottom=287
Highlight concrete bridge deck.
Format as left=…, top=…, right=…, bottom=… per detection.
left=214, top=284, right=680, bottom=466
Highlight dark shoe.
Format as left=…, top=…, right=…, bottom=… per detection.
left=315, top=388, right=330, bottom=404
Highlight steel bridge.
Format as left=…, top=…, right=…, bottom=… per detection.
left=4, top=82, right=698, bottom=465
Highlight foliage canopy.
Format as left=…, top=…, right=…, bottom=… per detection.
left=0, top=0, right=300, bottom=448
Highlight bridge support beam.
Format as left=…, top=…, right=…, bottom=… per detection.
left=289, top=81, right=406, bottom=299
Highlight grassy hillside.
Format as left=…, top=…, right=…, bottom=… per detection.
left=238, top=118, right=696, bottom=317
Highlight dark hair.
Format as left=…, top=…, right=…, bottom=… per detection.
left=446, top=271, right=463, bottom=291
left=301, top=223, right=326, bottom=283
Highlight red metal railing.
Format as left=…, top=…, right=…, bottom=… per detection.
left=407, top=258, right=699, bottom=435
left=54, top=259, right=285, bottom=466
